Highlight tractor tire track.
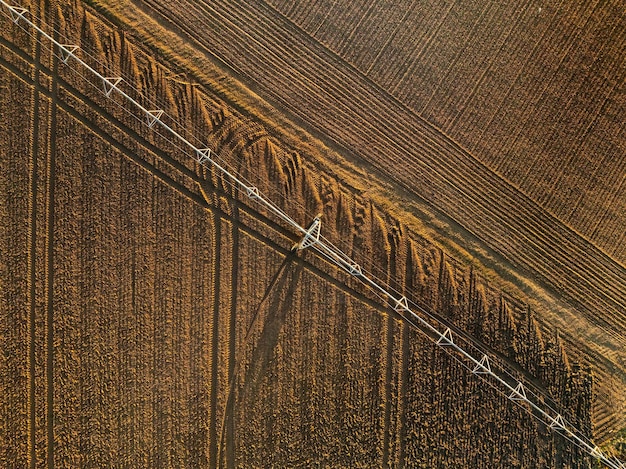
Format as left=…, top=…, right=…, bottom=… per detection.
left=226, top=202, right=240, bottom=468
left=27, top=30, right=41, bottom=469
left=209, top=211, right=221, bottom=469
left=44, top=40, right=58, bottom=469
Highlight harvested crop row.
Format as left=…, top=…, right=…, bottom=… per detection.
left=0, top=63, right=32, bottom=468
left=142, top=0, right=626, bottom=341
left=0, top=1, right=609, bottom=465
left=285, top=0, right=626, bottom=265
left=271, top=0, right=626, bottom=265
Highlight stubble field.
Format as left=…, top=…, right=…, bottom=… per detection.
left=128, top=0, right=626, bottom=442
left=0, top=0, right=623, bottom=467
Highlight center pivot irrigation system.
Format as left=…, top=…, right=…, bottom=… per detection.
left=2, top=2, right=623, bottom=467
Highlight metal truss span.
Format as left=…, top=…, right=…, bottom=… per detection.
left=2, top=2, right=622, bottom=467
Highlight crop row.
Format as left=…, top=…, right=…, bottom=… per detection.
left=270, top=0, right=626, bottom=265
left=0, top=1, right=611, bottom=465
left=0, top=62, right=33, bottom=468
left=145, top=0, right=626, bottom=347
left=94, top=0, right=619, bottom=438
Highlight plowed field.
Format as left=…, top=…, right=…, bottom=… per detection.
left=127, top=0, right=626, bottom=442
left=0, top=0, right=623, bottom=467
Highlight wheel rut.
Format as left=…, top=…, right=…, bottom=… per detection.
left=27, top=31, right=41, bottom=469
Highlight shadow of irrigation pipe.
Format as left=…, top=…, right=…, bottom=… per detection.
left=217, top=251, right=302, bottom=467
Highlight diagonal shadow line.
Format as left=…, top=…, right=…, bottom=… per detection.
left=241, top=253, right=296, bottom=351
left=218, top=251, right=298, bottom=467
left=243, top=259, right=303, bottom=398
